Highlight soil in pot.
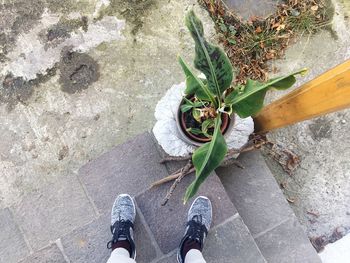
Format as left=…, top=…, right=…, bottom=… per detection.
left=178, top=104, right=231, bottom=143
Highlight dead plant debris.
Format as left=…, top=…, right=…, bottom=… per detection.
left=310, top=226, right=350, bottom=252
left=263, top=141, right=301, bottom=175
left=286, top=197, right=296, bottom=203
left=199, top=0, right=333, bottom=83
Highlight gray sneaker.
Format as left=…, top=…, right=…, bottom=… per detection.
left=177, top=196, right=212, bottom=263
left=107, top=194, right=136, bottom=259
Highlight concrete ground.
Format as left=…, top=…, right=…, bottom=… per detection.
left=0, top=0, right=349, bottom=257
left=0, top=0, right=215, bottom=210
left=263, top=0, right=350, bottom=240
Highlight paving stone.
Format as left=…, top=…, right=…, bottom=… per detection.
left=217, top=150, right=294, bottom=237
left=203, top=216, right=266, bottom=263
left=223, top=0, right=279, bottom=20
left=255, top=217, right=321, bottom=263
left=154, top=251, right=176, bottom=263
left=79, top=132, right=169, bottom=213
left=136, top=172, right=237, bottom=254
left=18, top=244, right=66, bottom=263
left=12, top=174, right=95, bottom=251
left=155, top=216, right=266, bottom=263
left=0, top=208, right=30, bottom=263
left=61, top=212, right=157, bottom=263
left=151, top=132, right=189, bottom=175
left=61, top=213, right=110, bottom=263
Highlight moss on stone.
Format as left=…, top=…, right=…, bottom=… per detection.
left=46, top=0, right=95, bottom=15
left=96, top=0, right=157, bottom=35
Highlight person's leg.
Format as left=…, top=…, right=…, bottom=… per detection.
left=106, top=248, right=137, bottom=263
left=177, top=196, right=212, bottom=263
left=184, top=249, right=206, bottom=263
left=106, top=194, right=137, bottom=263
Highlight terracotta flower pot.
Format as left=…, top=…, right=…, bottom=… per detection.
left=176, top=97, right=235, bottom=147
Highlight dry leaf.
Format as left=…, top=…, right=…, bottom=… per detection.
left=266, top=52, right=275, bottom=59
left=255, top=26, right=262, bottom=33
left=249, top=15, right=258, bottom=22
left=311, top=5, right=319, bottom=11
left=272, top=22, right=280, bottom=29
left=276, top=24, right=286, bottom=31
left=287, top=197, right=295, bottom=203
left=208, top=4, right=215, bottom=14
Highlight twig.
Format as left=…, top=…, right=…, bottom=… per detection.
left=160, top=155, right=191, bottom=164
left=151, top=166, right=195, bottom=188
left=307, top=211, right=320, bottom=218
left=161, top=160, right=193, bottom=206
left=220, top=159, right=245, bottom=168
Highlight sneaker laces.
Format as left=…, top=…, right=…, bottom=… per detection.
left=107, top=218, right=133, bottom=249
left=186, top=215, right=208, bottom=244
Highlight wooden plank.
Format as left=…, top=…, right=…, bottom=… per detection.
left=254, top=60, right=350, bottom=133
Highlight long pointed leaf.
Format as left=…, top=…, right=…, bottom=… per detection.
left=225, top=69, right=307, bottom=118
left=184, top=116, right=228, bottom=203
left=185, top=11, right=233, bottom=100
left=178, top=56, right=216, bottom=104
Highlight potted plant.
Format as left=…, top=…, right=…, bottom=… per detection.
left=156, top=10, right=307, bottom=204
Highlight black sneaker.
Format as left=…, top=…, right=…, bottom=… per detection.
left=177, top=196, right=212, bottom=263
left=107, top=194, right=136, bottom=259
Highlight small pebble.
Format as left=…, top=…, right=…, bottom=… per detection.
left=341, top=119, right=346, bottom=124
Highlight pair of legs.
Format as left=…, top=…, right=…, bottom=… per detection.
left=106, top=194, right=212, bottom=263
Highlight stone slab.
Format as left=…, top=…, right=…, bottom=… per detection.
left=154, top=252, right=177, bottom=263
left=12, top=174, right=95, bottom=251
left=154, top=216, right=266, bottom=263
left=255, top=217, right=321, bottom=263
left=0, top=208, right=30, bottom=263
left=151, top=132, right=189, bottom=175
left=79, top=132, right=169, bottom=214
left=61, top=212, right=157, bottom=263
left=223, top=0, right=279, bottom=20
left=136, top=172, right=237, bottom=254
left=18, top=244, right=66, bottom=263
left=61, top=213, right=110, bottom=263
left=203, top=216, right=266, bottom=263
left=217, top=150, right=294, bottom=236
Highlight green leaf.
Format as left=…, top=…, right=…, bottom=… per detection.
left=226, top=79, right=266, bottom=118
left=193, top=101, right=206, bottom=107
left=178, top=56, right=216, bottom=103
left=186, top=128, right=203, bottom=135
left=224, top=69, right=307, bottom=118
left=219, top=23, right=227, bottom=32
left=180, top=104, right=193, bottom=113
left=228, top=25, right=237, bottom=35
left=184, top=116, right=228, bottom=203
left=228, top=38, right=236, bottom=45
left=201, top=118, right=215, bottom=137
left=192, top=108, right=201, bottom=123
left=269, top=75, right=297, bottom=90
left=185, top=10, right=233, bottom=101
